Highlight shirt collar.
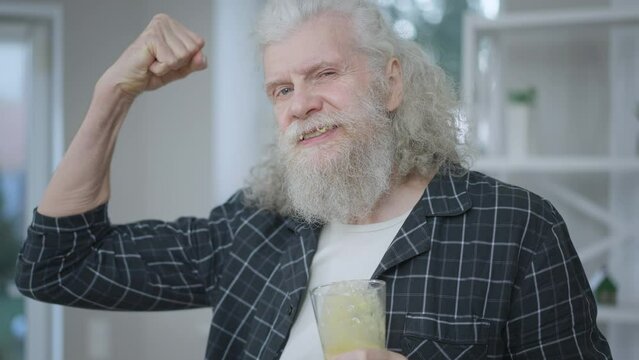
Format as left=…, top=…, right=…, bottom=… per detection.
left=418, top=169, right=472, bottom=217
left=370, top=169, right=472, bottom=277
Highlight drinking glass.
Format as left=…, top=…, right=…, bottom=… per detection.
left=310, top=279, right=386, bottom=359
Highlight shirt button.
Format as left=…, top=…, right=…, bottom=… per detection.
left=287, top=304, right=294, bottom=316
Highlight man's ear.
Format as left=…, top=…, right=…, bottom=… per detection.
left=385, top=57, right=403, bottom=112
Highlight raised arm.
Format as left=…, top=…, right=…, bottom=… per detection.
left=38, top=14, right=207, bottom=217
left=16, top=15, right=216, bottom=310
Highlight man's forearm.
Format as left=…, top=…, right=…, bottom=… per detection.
left=37, top=85, right=133, bottom=217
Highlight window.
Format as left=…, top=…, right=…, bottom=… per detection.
left=0, top=4, right=63, bottom=360
left=377, top=0, right=500, bottom=87
left=0, top=29, right=28, bottom=360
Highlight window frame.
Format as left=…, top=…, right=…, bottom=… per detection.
left=0, top=3, right=64, bottom=360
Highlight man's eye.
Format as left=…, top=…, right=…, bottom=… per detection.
left=319, top=71, right=336, bottom=77
left=276, top=87, right=292, bottom=97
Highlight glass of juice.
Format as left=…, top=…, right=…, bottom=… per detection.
left=310, top=279, right=386, bottom=359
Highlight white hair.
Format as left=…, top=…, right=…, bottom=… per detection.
left=244, top=0, right=468, bottom=218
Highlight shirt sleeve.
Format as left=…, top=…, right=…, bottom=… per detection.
left=14, top=202, right=232, bottom=311
left=504, top=201, right=612, bottom=359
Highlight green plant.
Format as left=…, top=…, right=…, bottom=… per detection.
left=508, top=87, right=537, bottom=106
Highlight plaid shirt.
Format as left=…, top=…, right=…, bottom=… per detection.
left=16, top=170, right=611, bottom=359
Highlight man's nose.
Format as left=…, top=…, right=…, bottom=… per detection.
left=289, top=89, right=322, bottom=120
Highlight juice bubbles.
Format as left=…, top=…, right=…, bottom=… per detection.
left=311, top=280, right=386, bottom=359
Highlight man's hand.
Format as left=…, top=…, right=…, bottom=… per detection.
left=97, top=13, right=207, bottom=99
left=331, top=349, right=407, bottom=360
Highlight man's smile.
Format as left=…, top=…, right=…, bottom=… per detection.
left=298, top=125, right=339, bottom=143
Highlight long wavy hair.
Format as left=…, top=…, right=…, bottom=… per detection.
left=243, top=0, right=468, bottom=216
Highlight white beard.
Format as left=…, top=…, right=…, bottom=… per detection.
left=277, top=93, right=394, bottom=224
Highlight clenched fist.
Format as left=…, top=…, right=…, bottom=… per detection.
left=97, top=13, right=207, bottom=99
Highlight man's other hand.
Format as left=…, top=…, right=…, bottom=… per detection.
left=98, top=13, right=207, bottom=99
left=331, top=349, right=407, bottom=360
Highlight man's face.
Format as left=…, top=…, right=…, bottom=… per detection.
left=261, top=15, right=399, bottom=223
left=263, top=14, right=373, bottom=162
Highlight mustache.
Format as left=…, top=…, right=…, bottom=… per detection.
left=279, top=92, right=389, bottom=146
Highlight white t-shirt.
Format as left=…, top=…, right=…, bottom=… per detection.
left=279, top=211, right=410, bottom=359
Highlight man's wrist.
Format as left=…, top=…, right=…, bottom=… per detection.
left=93, top=77, right=137, bottom=106
left=83, top=79, right=136, bottom=135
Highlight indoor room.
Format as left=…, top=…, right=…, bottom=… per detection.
left=0, top=0, right=637, bottom=359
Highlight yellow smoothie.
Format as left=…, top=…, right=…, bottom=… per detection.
left=313, top=281, right=386, bottom=359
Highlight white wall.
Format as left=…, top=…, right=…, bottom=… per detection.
left=210, top=0, right=274, bottom=204
left=0, top=0, right=235, bottom=358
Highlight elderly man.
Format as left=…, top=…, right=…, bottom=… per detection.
left=16, top=0, right=611, bottom=359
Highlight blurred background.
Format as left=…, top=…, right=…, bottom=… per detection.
left=0, top=0, right=637, bottom=359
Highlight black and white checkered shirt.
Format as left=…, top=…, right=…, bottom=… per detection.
left=16, top=170, right=612, bottom=359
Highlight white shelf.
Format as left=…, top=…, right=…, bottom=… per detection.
left=473, top=157, right=639, bottom=173
left=466, top=8, right=639, bottom=31
left=597, top=305, right=639, bottom=324
left=463, top=5, right=639, bottom=356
